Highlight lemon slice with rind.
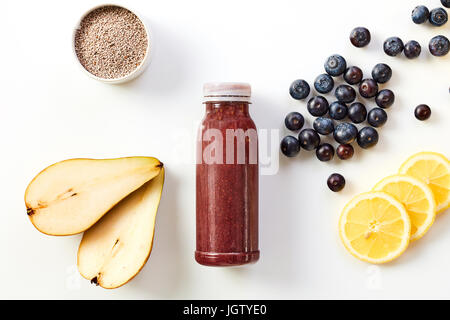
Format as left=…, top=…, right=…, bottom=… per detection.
left=339, top=191, right=411, bottom=264
left=399, top=152, right=450, bottom=213
left=373, top=174, right=436, bottom=241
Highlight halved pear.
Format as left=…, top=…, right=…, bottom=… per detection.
left=77, top=168, right=164, bottom=289
left=25, top=157, right=163, bottom=236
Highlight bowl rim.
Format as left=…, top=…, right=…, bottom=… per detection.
left=72, top=3, right=152, bottom=84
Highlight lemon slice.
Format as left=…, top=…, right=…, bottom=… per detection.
left=373, top=174, right=436, bottom=241
left=339, top=191, right=411, bottom=264
left=399, top=152, right=450, bottom=213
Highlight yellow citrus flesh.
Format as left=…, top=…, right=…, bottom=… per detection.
left=399, top=152, right=450, bottom=213
left=373, top=174, right=436, bottom=241
left=339, top=192, right=411, bottom=264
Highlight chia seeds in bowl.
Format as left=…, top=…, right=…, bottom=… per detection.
left=74, top=5, right=150, bottom=83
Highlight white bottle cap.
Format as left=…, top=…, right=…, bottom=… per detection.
left=203, top=82, right=251, bottom=102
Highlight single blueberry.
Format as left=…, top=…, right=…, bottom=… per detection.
left=429, top=35, right=450, bottom=56
left=411, top=5, right=430, bottom=24
left=367, top=108, right=388, bottom=127
left=357, top=127, right=379, bottom=149
left=336, top=144, right=354, bottom=160
left=307, top=96, right=329, bottom=117
left=383, top=37, right=404, bottom=56
left=316, top=143, right=335, bottom=162
left=371, top=63, right=392, bottom=84
left=327, top=173, right=346, bottom=192
left=442, top=0, right=450, bottom=8
left=280, top=136, right=300, bottom=157
left=298, top=129, right=321, bottom=151
left=429, top=8, right=448, bottom=26
left=314, top=74, right=334, bottom=94
left=349, top=27, right=371, bottom=48
left=335, top=85, right=356, bottom=103
left=313, top=117, right=335, bottom=135
left=324, top=54, right=347, bottom=76
left=329, top=101, right=348, bottom=120
left=404, top=40, right=422, bottom=59
left=284, top=112, right=304, bottom=131
left=344, top=66, right=363, bottom=85
left=289, top=79, right=310, bottom=100
left=415, top=104, right=432, bottom=121
left=348, top=102, right=367, bottom=124
left=375, top=89, right=395, bottom=108
left=333, top=122, right=358, bottom=144
left=359, top=79, right=378, bottom=98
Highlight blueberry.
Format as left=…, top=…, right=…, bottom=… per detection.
left=404, top=40, right=422, bottom=59
left=429, top=35, right=450, bottom=56
left=313, top=117, right=335, bottom=135
left=336, top=144, right=354, bottom=160
left=298, top=129, right=321, bottom=151
left=335, top=85, right=356, bottom=103
left=329, top=101, right=348, bottom=120
left=359, top=79, right=378, bottom=98
left=316, top=143, right=335, bottom=162
left=344, top=66, right=363, bottom=85
left=348, top=102, right=367, bottom=124
left=411, top=5, right=430, bottom=24
left=383, top=37, right=404, bottom=56
left=415, top=104, right=431, bottom=120
left=327, top=173, right=345, bottom=192
left=442, top=0, right=450, bottom=8
left=324, top=55, right=347, bottom=76
left=357, top=127, right=379, bottom=149
left=284, top=112, right=304, bottom=131
left=289, top=79, right=310, bottom=100
left=375, top=89, right=395, bottom=108
left=307, top=96, right=329, bottom=117
left=314, top=74, right=334, bottom=94
left=429, top=8, right=448, bottom=26
left=371, top=63, right=392, bottom=84
left=367, top=108, right=388, bottom=127
left=280, top=136, right=300, bottom=157
left=333, top=122, right=358, bottom=144
left=349, top=27, right=371, bottom=48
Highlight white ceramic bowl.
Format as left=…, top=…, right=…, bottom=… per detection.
left=72, top=3, right=152, bottom=84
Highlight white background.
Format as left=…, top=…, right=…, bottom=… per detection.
left=1, top=0, right=449, bottom=299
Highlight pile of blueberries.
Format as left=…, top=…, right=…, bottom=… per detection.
left=281, top=54, right=394, bottom=191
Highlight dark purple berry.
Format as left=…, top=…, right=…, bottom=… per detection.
left=344, top=66, right=363, bottom=85
left=336, top=144, right=354, bottom=160
left=327, top=173, right=346, bottom=192
left=404, top=40, right=421, bottom=59
left=335, top=85, right=356, bottom=103
left=412, top=5, right=430, bottom=24
left=316, top=143, right=335, bottom=162
left=313, top=117, right=335, bottom=135
left=307, top=96, right=329, bottom=117
left=442, top=0, right=450, bottom=8
left=359, top=79, right=378, bottom=98
left=367, top=108, right=388, bottom=127
left=349, top=27, right=371, bottom=48
left=371, top=63, right=392, bottom=84
left=334, top=123, right=358, bottom=144
left=429, top=35, right=449, bottom=56
left=289, top=79, right=310, bottom=100
left=429, top=8, right=448, bottom=26
left=284, top=112, right=304, bottom=131
left=324, top=55, right=347, bottom=76
left=314, top=74, right=334, bottom=94
left=280, top=136, right=300, bottom=157
left=415, top=104, right=431, bottom=120
left=375, top=89, right=395, bottom=108
left=348, top=102, right=367, bottom=124
left=357, top=127, right=379, bottom=149
left=298, top=129, right=321, bottom=151
left=383, top=37, right=404, bottom=56
left=329, top=101, right=348, bottom=120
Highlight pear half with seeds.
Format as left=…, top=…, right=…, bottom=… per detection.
left=77, top=168, right=164, bottom=289
left=25, top=157, right=163, bottom=236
